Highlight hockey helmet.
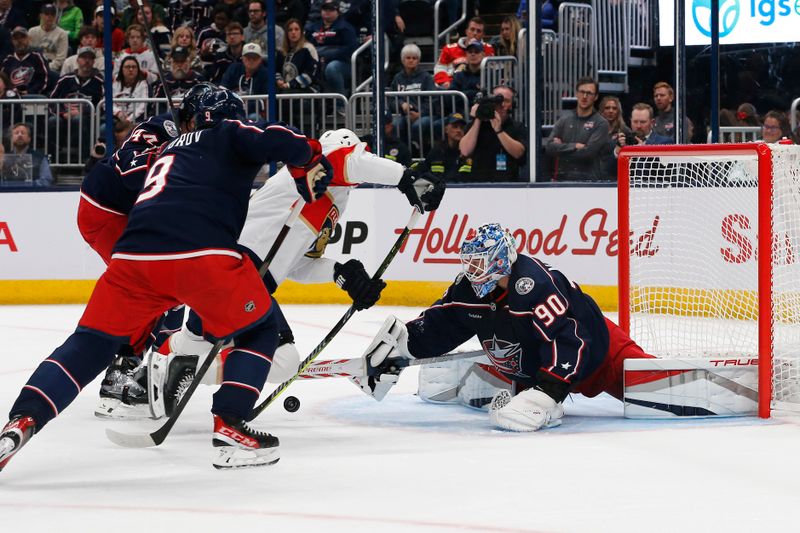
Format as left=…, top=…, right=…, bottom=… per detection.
left=192, top=87, right=246, bottom=130
left=319, top=128, right=360, bottom=149
left=459, top=223, right=518, bottom=298
left=177, top=82, right=216, bottom=124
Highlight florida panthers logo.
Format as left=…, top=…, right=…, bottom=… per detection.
left=481, top=336, right=529, bottom=378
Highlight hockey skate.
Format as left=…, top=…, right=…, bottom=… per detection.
left=94, top=354, right=151, bottom=419
left=212, top=415, right=280, bottom=470
left=148, top=347, right=198, bottom=420
left=0, top=416, right=36, bottom=472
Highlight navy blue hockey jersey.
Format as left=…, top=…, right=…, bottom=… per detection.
left=80, top=114, right=180, bottom=215
left=113, top=120, right=312, bottom=258
left=406, top=255, right=610, bottom=388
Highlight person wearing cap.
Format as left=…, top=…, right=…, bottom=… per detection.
left=450, top=40, right=485, bottom=104
left=93, top=5, right=125, bottom=53
left=1, top=27, right=50, bottom=95
left=113, top=24, right=158, bottom=84
left=245, top=1, right=283, bottom=54
left=54, top=0, right=84, bottom=46
left=221, top=42, right=270, bottom=117
left=0, top=0, right=27, bottom=32
left=29, top=3, right=70, bottom=74
left=61, top=26, right=104, bottom=76
left=153, top=45, right=207, bottom=101
left=363, top=112, right=412, bottom=168
left=305, top=0, right=357, bottom=103
left=390, top=43, right=436, bottom=153
left=423, top=112, right=471, bottom=182
left=433, top=16, right=495, bottom=88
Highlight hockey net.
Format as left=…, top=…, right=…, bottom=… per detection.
left=618, top=143, right=800, bottom=417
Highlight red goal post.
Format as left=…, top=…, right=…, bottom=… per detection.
left=617, top=142, right=800, bottom=418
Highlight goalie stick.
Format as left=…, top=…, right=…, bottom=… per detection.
left=105, top=201, right=305, bottom=448
left=246, top=207, right=423, bottom=421
left=298, top=350, right=486, bottom=379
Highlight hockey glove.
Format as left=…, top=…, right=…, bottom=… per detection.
left=397, top=166, right=446, bottom=213
left=289, top=139, right=334, bottom=203
left=333, top=259, right=386, bottom=311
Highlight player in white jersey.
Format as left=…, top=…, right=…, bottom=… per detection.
left=141, top=129, right=445, bottom=419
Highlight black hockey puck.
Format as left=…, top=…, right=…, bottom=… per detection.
left=283, top=395, right=300, bottom=413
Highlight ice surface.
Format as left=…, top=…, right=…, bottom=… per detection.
left=1, top=304, right=799, bottom=533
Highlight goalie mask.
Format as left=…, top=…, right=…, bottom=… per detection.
left=459, top=223, right=517, bottom=298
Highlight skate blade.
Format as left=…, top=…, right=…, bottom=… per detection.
left=212, top=446, right=280, bottom=470
left=95, top=398, right=154, bottom=420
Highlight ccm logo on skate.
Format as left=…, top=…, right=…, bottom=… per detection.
left=709, top=358, right=758, bottom=366
left=219, top=427, right=258, bottom=447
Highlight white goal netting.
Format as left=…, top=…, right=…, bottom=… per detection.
left=621, top=144, right=800, bottom=412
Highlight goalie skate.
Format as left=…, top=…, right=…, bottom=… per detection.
left=148, top=348, right=198, bottom=420
left=95, top=355, right=150, bottom=419
left=0, top=416, right=36, bottom=472
left=212, top=415, right=280, bottom=469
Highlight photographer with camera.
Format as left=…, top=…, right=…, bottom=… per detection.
left=613, top=103, right=673, bottom=158
left=458, top=84, right=526, bottom=182
left=545, top=77, right=609, bottom=182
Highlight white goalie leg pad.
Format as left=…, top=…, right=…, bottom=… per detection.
left=457, top=361, right=512, bottom=411
left=418, top=361, right=462, bottom=404
left=363, top=315, right=411, bottom=368
left=623, top=358, right=760, bottom=418
left=267, top=343, right=300, bottom=383
left=489, top=388, right=564, bottom=432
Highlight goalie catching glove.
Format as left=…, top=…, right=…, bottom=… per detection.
left=350, top=315, right=414, bottom=401
left=397, top=165, right=446, bottom=213
left=289, top=138, right=334, bottom=203
left=333, top=259, right=386, bottom=311
left=489, top=372, right=569, bottom=431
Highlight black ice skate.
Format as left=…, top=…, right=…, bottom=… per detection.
left=0, top=416, right=36, bottom=472
left=212, top=414, right=279, bottom=469
left=94, top=354, right=150, bottom=419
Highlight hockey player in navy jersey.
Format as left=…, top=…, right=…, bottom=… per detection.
left=358, top=223, right=655, bottom=432
left=0, top=86, right=333, bottom=471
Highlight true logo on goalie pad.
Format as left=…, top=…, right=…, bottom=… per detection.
left=514, top=277, right=534, bottom=295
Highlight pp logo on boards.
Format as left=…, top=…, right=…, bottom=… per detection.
left=691, top=0, right=740, bottom=37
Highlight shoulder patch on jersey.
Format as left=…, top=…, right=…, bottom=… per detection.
left=454, top=272, right=465, bottom=285
left=164, top=120, right=179, bottom=138
left=515, top=277, right=535, bottom=295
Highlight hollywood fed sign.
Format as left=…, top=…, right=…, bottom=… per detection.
left=659, top=0, right=800, bottom=45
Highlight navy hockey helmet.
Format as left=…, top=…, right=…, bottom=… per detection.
left=177, top=82, right=216, bottom=124
left=192, top=87, right=246, bottom=130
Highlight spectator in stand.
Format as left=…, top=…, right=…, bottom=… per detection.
left=94, top=6, right=125, bottom=54
left=424, top=112, right=471, bottom=182
left=761, top=110, right=792, bottom=143
left=613, top=103, right=673, bottom=158
left=450, top=40, right=485, bottom=104
left=221, top=42, right=269, bottom=118
left=390, top=43, right=436, bottom=150
left=165, top=25, right=202, bottom=73
left=54, top=0, right=83, bottom=47
left=245, top=1, right=283, bottom=53
left=276, top=18, right=319, bottom=93
left=152, top=45, right=206, bottom=100
left=545, top=76, right=608, bottom=181
left=135, top=2, right=172, bottom=58
left=460, top=84, right=526, bottom=182
left=84, top=115, right=134, bottom=172
left=4, top=122, right=53, bottom=187
left=0, top=0, right=27, bottom=32
left=49, top=46, right=104, bottom=158
left=61, top=26, right=104, bottom=75
left=112, top=55, right=150, bottom=125
left=114, top=24, right=159, bottom=83
left=598, top=95, right=630, bottom=178
left=29, top=4, right=69, bottom=75
left=0, top=70, right=22, bottom=130
left=363, top=111, right=412, bottom=167
left=306, top=1, right=357, bottom=110
left=221, top=0, right=249, bottom=26
left=489, top=16, right=522, bottom=58
left=204, top=21, right=244, bottom=83
left=1, top=27, right=50, bottom=95
left=197, top=4, right=230, bottom=52
left=540, top=0, right=557, bottom=30
left=652, top=81, right=692, bottom=142
left=736, top=102, right=761, bottom=128
left=167, top=0, right=213, bottom=32
left=434, top=17, right=494, bottom=88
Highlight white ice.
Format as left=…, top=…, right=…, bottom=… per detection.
left=1, top=304, right=800, bottom=533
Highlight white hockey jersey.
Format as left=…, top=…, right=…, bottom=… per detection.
left=237, top=141, right=405, bottom=286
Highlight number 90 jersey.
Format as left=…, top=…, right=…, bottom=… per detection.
left=405, top=255, right=611, bottom=389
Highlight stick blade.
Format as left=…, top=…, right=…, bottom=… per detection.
left=105, top=427, right=159, bottom=448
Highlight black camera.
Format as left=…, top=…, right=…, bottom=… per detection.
left=620, top=131, right=643, bottom=146
left=475, top=94, right=504, bottom=121
left=92, top=140, right=106, bottom=158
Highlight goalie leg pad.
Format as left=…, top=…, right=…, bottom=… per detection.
left=417, top=361, right=462, bottom=404
left=457, top=362, right=512, bottom=411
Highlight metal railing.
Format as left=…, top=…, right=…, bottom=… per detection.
left=480, top=56, right=518, bottom=96
left=348, top=90, right=469, bottom=160
left=433, top=0, right=467, bottom=63
left=707, top=126, right=762, bottom=143
left=516, top=28, right=528, bottom=124
left=592, top=0, right=628, bottom=89
left=540, top=30, right=561, bottom=128
left=627, top=0, right=654, bottom=50
left=558, top=3, right=596, bottom=95
left=350, top=34, right=391, bottom=94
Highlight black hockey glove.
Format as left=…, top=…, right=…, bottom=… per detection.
left=289, top=139, right=334, bottom=203
left=397, top=166, right=446, bottom=213
left=333, top=259, right=387, bottom=311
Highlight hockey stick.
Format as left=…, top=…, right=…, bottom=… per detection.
left=246, top=207, right=423, bottom=421
left=133, top=0, right=180, bottom=125
left=106, top=201, right=305, bottom=448
left=298, top=349, right=486, bottom=379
